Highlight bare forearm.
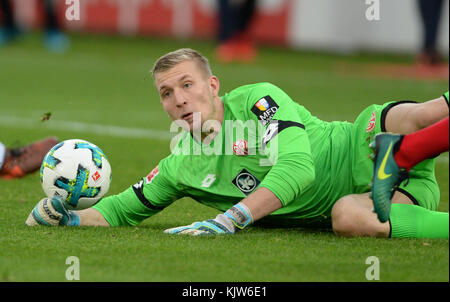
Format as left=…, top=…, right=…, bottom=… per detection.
left=240, top=187, right=282, bottom=222
left=78, top=208, right=110, bottom=226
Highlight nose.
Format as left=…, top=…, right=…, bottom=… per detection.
left=173, top=88, right=187, bottom=107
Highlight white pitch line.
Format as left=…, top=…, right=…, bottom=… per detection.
left=0, top=115, right=448, bottom=164
left=0, top=115, right=172, bottom=141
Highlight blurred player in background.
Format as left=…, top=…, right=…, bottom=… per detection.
left=26, top=48, right=449, bottom=239
left=0, top=0, right=69, bottom=52
left=370, top=94, right=449, bottom=224
left=215, top=0, right=257, bottom=63
left=0, top=137, right=58, bottom=179
left=416, top=0, right=445, bottom=66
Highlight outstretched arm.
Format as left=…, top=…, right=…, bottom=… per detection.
left=26, top=158, right=182, bottom=227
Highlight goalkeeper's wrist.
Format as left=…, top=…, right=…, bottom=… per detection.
left=224, top=202, right=254, bottom=231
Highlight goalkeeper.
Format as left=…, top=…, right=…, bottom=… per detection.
left=26, top=48, right=449, bottom=239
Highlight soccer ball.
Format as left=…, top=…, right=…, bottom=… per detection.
left=40, top=139, right=112, bottom=210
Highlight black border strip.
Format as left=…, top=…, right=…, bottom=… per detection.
left=2, top=282, right=448, bottom=297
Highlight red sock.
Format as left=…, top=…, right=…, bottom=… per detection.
left=395, top=117, right=449, bottom=170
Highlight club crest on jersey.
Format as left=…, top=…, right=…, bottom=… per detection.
left=366, top=111, right=376, bottom=132
left=232, top=168, right=260, bottom=196
left=251, top=95, right=279, bottom=125
left=145, top=165, right=159, bottom=184
left=232, top=139, right=248, bottom=156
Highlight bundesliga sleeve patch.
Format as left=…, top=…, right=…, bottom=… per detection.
left=145, top=165, right=159, bottom=184
left=251, top=95, right=279, bottom=125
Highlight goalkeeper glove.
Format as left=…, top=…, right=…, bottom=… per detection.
left=25, top=196, right=80, bottom=226
left=164, top=202, right=253, bottom=235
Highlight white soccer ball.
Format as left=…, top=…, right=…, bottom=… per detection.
left=40, top=139, right=112, bottom=210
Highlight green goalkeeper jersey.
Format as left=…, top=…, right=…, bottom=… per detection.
left=128, top=82, right=355, bottom=227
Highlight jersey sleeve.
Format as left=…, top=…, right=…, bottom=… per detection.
left=133, top=156, right=183, bottom=210
left=93, top=157, right=183, bottom=227
left=245, top=82, right=316, bottom=206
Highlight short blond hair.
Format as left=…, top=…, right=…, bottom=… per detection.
left=151, top=48, right=212, bottom=79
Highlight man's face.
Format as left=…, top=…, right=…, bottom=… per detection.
left=154, top=60, right=220, bottom=132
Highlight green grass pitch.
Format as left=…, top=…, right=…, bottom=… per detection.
left=0, top=33, right=448, bottom=282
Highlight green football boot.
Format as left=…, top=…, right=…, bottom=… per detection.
left=369, top=133, right=409, bottom=223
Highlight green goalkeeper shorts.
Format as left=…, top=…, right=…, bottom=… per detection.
left=351, top=100, right=440, bottom=211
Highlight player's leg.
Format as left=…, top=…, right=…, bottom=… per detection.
left=371, top=118, right=449, bottom=221
left=370, top=92, right=449, bottom=221
left=336, top=151, right=447, bottom=239
left=331, top=192, right=390, bottom=237
left=0, top=141, right=5, bottom=170
left=384, top=92, right=448, bottom=135
left=0, top=137, right=59, bottom=179
left=0, top=0, right=21, bottom=46
left=42, top=0, right=69, bottom=52
left=331, top=191, right=449, bottom=238
left=349, top=97, right=447, bottom=231
left=393, top=117, right=449, bottom=171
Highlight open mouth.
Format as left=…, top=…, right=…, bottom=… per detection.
left=182, top=112, right=193, bottom=121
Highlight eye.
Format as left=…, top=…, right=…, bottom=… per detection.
left=162, top=91, right=170, bottom=98
left=184, top=82, right=192, bottom=89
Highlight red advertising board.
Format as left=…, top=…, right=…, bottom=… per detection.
left=6, top=0, right=291, bottom=45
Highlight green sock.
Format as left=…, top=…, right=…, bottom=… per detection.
left=389, top=203, right=449, bottom=239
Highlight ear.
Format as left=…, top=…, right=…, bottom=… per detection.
left=208, top=75, right=220, bottom=97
